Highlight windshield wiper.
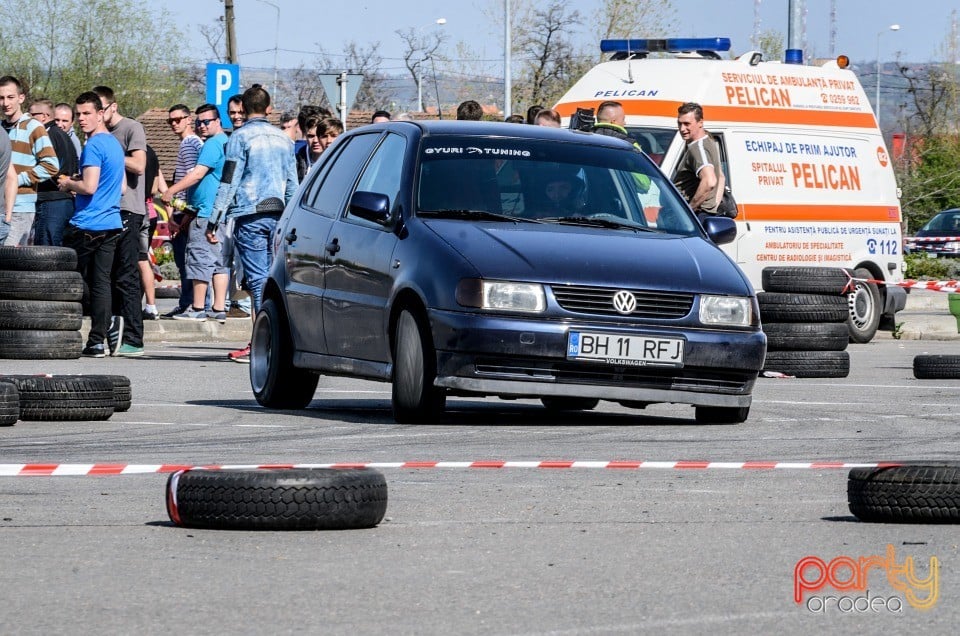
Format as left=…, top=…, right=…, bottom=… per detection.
left=538, top=215, right=661, bottom=232
left=419, top=209, right=543, bottom=223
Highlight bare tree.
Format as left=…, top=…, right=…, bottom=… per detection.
left=512, top=1, right=584, bottom=110
left=199, top=19, right=226, bottom=64
left=592, top=0, right=679, bottom=52
left=314, top=41, right=394, bottom=112
left=397, top=27, right=448, bottom=111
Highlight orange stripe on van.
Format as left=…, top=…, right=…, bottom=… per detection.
left=740, top=204, right=901, bottom=223
left=555, top=100, right=877, bottom=129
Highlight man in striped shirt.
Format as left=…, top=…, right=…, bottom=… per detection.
left=0, top=76, right=59, bottom=246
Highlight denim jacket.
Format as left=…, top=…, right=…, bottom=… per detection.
left=208, top=117, right=298, bottom=226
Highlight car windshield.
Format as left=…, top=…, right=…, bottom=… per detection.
left=624, top=126, right=677, bottom=167
left=416, top=136, right=699, bottom=236
left=921, top=211, right=960, bottom=233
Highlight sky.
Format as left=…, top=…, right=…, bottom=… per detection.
left=161, top=0, right=959, bottom=73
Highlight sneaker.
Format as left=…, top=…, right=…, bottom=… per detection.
left=161, top=306, right=188, bottom=319
left=173, top=307, right=208, bottom=322
left=226, top=306, right=250, bottom=318
left=107, top=315, right=124, bottom=356
left=228, top=343, right=251, bottom=363
left=207, top=308, right=227, bottom=324
left=142, top=308, right=160, bottom=321
left=81, top=343, right=107, bottom=358
left=115, top=344, right=144, bottom=357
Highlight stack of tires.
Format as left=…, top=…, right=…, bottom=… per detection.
left=758, top=266, right=852, bottom=378
left=0, top=246, right=83, bottom=360
left=0, top=374, right=130, bottom=426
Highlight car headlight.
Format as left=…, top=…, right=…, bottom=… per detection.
left=699, top=295, right=752, bottom=326
left=944, top=242, right=960, bottom=252
left=456, top=279, right=546, bottom=312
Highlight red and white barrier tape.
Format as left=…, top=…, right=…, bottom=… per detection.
left=904, top=236, right=960, bottom=243
left=845, top=272, right=960, bottom=294
left=0, top=461, right=903, bottom=476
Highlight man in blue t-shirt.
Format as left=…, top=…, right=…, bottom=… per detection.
left=58, top=91, right=125, bottom=358
left=160, top=103, right=229, bottom=322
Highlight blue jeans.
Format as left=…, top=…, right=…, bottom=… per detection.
left=0, top=217, right=9, bottom=244
left=233, top=213, right=277, bottom=314
left=34, top=198, right=76, bottom=246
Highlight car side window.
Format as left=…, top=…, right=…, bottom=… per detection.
left=350, top=133, right=407, bottom=221
left=303, top=133, right=379, bottom=218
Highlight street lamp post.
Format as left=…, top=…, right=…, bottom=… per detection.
left=504, top=0, right=511, bottom=118
left=416, top=18, right=446, bottom=112
left=875, top=23, right=900, bottom=127
left=256, top=0, right=281, bottom=104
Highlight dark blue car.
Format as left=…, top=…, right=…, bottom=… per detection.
left=252, top=121, right=766, bottom=423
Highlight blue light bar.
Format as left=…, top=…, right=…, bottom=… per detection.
left=600, top=38, right=732, bottom=54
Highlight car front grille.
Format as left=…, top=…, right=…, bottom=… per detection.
left=551, top=284, right=694, bottom=318
left=474, top=359, right=751, bottom=394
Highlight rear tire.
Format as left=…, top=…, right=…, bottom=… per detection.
left=392, top=309, right=445, bottom=423
left=251, top=298, right=318, bottom=409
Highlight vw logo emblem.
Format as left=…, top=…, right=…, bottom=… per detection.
left=612, top=290, right=636, bottom=315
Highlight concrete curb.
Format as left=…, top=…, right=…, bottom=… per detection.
left=81, top=316, right=251, bottom=343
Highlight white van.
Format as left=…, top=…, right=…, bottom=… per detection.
left=554, top=37, right=906, bottom=342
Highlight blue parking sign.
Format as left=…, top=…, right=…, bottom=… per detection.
left=206, top=63, right=240, bottom=127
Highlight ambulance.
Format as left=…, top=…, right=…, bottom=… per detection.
left=554, top=37, right=906, bottom=342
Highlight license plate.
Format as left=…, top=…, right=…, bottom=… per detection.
left=567, top=331, right=684, bottom=367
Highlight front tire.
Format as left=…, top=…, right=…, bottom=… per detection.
left=847, top=267, right=881, bottom=343
left=392, top=309, right=445, bottom=423
left=251, top=298, right=318, bottom=409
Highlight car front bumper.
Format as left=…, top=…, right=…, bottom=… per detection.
left=429, top=309, right=766, bottom=408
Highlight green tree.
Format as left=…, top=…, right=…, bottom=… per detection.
left=591, top=0, right=679, bottom=56
left=756, top=29, right=784, bottom=63
left=0, top=0, right=190, bottom=118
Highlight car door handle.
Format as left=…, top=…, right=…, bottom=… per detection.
left=325, top=238, right=341, bottom=255
left=285, top=229, right=297, bottom=244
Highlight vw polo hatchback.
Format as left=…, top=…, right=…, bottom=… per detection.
left=252, top=121, right=766, bottom=424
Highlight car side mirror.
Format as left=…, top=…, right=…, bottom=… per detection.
left=349, top=191, right=391, bottom=225
left=701, top=215, right=737, bottom=245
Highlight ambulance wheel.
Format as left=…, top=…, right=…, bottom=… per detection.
left=846, top=268, right=880, bottom=343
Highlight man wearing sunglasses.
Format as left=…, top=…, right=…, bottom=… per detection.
left=163, top=103, right=204, bottom=319
left=160, top=104, right=229, bottom=323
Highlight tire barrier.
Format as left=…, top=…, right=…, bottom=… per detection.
left=848, top=464, right=960, bottom=523
left=166, top=468, right=388, bottom=531
left=0, top=246, right=83, bottom=360
left=759, top=266, right=854, bottom=378
left=913, top=355, right=960, bottom=380
left=0, top=380, right=18, bottom=427
left=0, top=375, right=117, bottom=422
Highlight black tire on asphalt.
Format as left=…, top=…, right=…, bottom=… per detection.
left=166, top=468, right=389, bottom=531
left=99, top=375, right=132, bottom=412
left=0, top=380, right=18, bottom=426
left=0, top=330, right=82, bottom=359
left=540, top=397, right=600, bottom=411
left=762, top=322, right=849, bottom=352
left=0, top=300, right=83, bottom=330
left=756, top=292, right=849, bottom=323
left=5, top=375, right=115, bottom=421
left=846, top=268, right=881, bottom=344
left=0, top=270, right=84, bottom=301
left=761, top=266, right=851, bottom=295
left=154, top=285, right=180, bottom=299
left=913, top=355, right=960, bottom=380
left=392, top=309, right=445, bottom=423
left=762, top=350, right=850, bottom=378
left=694, top=405, right=750, bottom=424
left=0, top=245, right=76, bottom=271
left=251, top=298, right=318, bottom=409
left=848, top=465, right=960, bottom=523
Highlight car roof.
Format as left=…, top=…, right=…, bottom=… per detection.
left=363, top=120, right=635, bottom=150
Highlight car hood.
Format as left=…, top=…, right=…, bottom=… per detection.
left=423, top=220, right=751, bottom=295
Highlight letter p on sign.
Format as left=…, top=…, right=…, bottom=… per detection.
left=206, top=63, right=240, bottom=126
